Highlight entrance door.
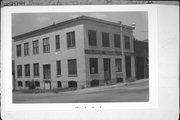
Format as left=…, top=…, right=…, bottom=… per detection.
left=103, top=58, right=111, bottom=83
left=45, top=82, right=51, bottom=89
left=125, top=56, right=131, bottom=78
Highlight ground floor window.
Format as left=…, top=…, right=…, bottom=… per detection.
left=57, top=81, right=62, bottom=88
left=89, top=58, right=98, bottom=74
left=18, top=81, right=23, bottom=87
left=68, top=81, right=77, bottom=88
left=35, top=81, right=40, bottom=87
left=90, top=79, right=99, bottom=87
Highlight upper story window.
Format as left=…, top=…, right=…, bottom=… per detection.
left=24, top=64, right=30, bottom=77
left=115, top=58, right=122, bottom=72
left=67, top=31, right=75, bottom=48
left=114, top=34, right=121, bottom=48
left=33, top=40, right=39, bottom=54
left=55, top=35, right=60, bottom=50
left=16, top=44, right=21, bottom=57
left=102, top=32, right=110, bottom=47
left=56, top=60, right=61, bottom=76
left=33, top=63, right=39, bottom=77
left=17, top=65, right=22, bottom=77
left=124, top=36, right=130, bottom=49
left=68, top=59, right=77, bottom=76
left=89, top=58, right=98, bottom=74
left=43, top=37, right=50, bottom=53
left=88, top=30, right=97, bottom=46
left=24, top=42, right=29, bottom=56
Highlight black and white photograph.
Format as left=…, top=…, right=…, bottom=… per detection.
left=12, top=12, right=149, bottom=103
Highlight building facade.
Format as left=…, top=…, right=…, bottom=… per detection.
left=12, top=16, right=136, bottom=89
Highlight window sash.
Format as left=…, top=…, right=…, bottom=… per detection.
left=89, top=58, right=98, bottom=74
left=124, top=36, right=130, bottom=49
left=68, top=59, right=77, bottom=75
left=24, top=43, right=29, bottom=55
left=25, top=64, right=30, bottom=76
left=67, top=31, right=75, bottom=48
left=43, top=64, right=51, bottom=79
left=114, top=34, right=121, bottom=48
left=33, top=63, right=39, bottom=76
left=115, top=59, right=122, bottom=72
left=102, top=32, right=110, bottom=47
left=88, top=30, right=97, bottom=46
left=55, top=35, right=60, bottom=50
left=17, top=65, right=22, bottom=77
left=16, top=45, right=21, bottom=56
left=43, top=38, right=50, bottom=53
left=56, top=61, right=61, bottom=75
left=33, top=40, right=39, bottom=54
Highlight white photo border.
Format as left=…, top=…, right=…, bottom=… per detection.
left=1, top=5, right=158, bottom=111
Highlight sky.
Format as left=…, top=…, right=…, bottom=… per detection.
left=12, top=12, right=148, bottom=40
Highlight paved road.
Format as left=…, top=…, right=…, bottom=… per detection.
left=13, top=80, right=149, bottom=103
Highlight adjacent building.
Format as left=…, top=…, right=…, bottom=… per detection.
left=12, top=16, right=137, bottom=90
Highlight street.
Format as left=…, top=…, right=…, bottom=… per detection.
left=13, top=79, right=149, bottom=103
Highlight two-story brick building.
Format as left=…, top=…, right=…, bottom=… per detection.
left=12, top=16, right=136, bottom=90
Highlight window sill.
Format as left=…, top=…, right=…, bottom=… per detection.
left=17, top=76, right=22, bottom=78
left=57, top=75, right=61, bottom=77
left=25, top=76, right=30, bottom=78
left=34, top=76, right=40, bottom=78
left=68, top=75, right=78, bottom=77
left=89, top=45, right=97, bottom=48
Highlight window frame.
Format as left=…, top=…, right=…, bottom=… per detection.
left=115, top=58, right=122, bottom=72
left=33, top=40, right=39, bottom=54
left=43, top=37, right=50, bottom=53
left=114, top=34, right=121, bottom=48
left=17, top=65, right=22, bottom=77
left=67, top=31, right=76, bottom=48
left=33, top=63, right=39, bottom=77
left=102, top=32, right=110, bottom=47
left=18, top=81, right=23, bottom=87
left=16, top=44, right=21, bottom=57
left=55, top=35, right=60, bottom=51
left=43, top=64, right=51, bottom=79
left=88, top=30, right=97, bottom=46
left=24, top=42, right=29, bottom=56
left=124, top=36, right=130, bottom=49
left=89, top=58, right=98, bottom=74
left=24, top=64, right=30, bottom=77
left=56, top=60, right=61, bottom=76
left=68, top=59, right=77, bottom=76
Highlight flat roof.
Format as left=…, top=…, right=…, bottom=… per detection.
left=13, top=15, right=134, bottom=41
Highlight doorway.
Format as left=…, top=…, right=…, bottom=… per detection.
left=125, top=56, right=132, bottom=78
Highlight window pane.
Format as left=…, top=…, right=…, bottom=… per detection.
left=67, top=31, right=75, bottom=48
left=43, top=37, right=50, bottom=53
left=24, top=43, right=29, bottom=56
left=88, top=30, right=97, bottom=46
left=89, top=58, right=98, bottom=74
left=68, top=59, right=77, bottom=75
left=33, top=63, right=39, bottom=76
left=16, top=44, right=21, bottom=57
left=56, top=60, right=61, bottom=75
left=33, top=40, right=39, bottom=54
left=114, top=34, right=121, bottom=48
left=55, top=35, right=60, bottom=50
left=17, top=65, right=22, bottom=77
left=102, top=32, right=109, bottom=47
left=115, top=59, right=122, bottom=72
left=124, top=36, right=130, bottom=49
left=25, top=64, right=30, bottom=77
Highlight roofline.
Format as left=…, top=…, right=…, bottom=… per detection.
left=13, top=15, right=135, bottom=41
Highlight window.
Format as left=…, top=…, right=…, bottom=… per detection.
left=33, top=63, right=39, bottom=76
left=17, top=65, right=22, bottom=77
left=115, top=59, right=122, bottom=72
left=114, top=34, right=121, bottom=48
left=35, top=81, right=40, bottom=87
left=88, top=30, right=97, bottom=46
left=55, top=35, right=60, bottom=50
left=43, top=37, right=50, bottom=53
left=25, top=81, right=30, bottom=87
left=16, top=44, right=21, bottom=57
left=43, top=64, right=51, bottom=79
left=67, top=31, right=75, bottom=48
left=68, top=59, right=77, bottom=76
left=57, top=81, right=62, bottom=88
left=124, top=36, right=130, bottom=49
left=56, top=60, right=61, bottom=76
left=24, top=64, right=30, bottom=77
left=33, top=40, right=39, bottom=54
left=89, top=58, right=98, bottom=74
left=24, top=43, right=29, bottom=56
left=102, top=32, right=109, bottom=47
left=18, top=81, right=23, bottom=87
